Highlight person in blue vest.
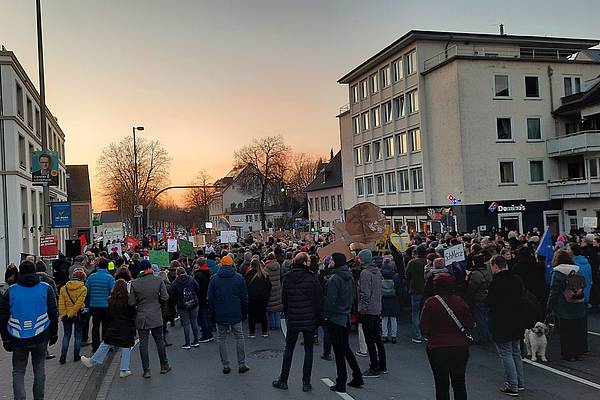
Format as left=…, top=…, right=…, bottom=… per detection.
left=0, top=260, right=58, bottom=400
left=85, top=258, right=116, bottom=352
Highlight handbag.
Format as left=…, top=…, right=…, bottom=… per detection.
left=65, top=289, right=83, bottom=323
left=434, top=295, right=474, bottom=345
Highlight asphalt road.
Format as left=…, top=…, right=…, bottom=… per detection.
left=106, top=314, right=600, bottom=400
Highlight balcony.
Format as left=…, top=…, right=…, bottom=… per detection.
left=548, top=178, right=600, bottom=199
left=546, top=131, right=600, bottom=157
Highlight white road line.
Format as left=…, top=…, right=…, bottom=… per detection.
left=523, top=359, right=600, bottom=390
left=321, top=378, right=356, bottom=400
left=588, top=331, right=600, bottom=337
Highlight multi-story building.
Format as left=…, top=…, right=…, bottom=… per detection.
left=305, top=151, right=344, bottom=230
left=338, top=30, right=600, bottom=235
left=0, top=50, right=68, bottom=276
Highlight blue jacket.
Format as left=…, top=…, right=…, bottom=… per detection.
left=574, top=255, right=593, bottom=304
left=206, top=259, right=219, bottom=275
left=86, top=269, right=115, bottom=308
left=208, top=266, right=247, bottom=325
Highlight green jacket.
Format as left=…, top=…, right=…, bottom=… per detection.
left=324, top=265, right=355, bottom=327
left=467, top=264, right=493, bottom=303
left=405, top=257, right=427, bottom=294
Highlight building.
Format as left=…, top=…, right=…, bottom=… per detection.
left=338, top=30, right=600, bottom=235
left=66, top=165, right=92, bottom=243
left=0, top=50, right=68, bottom=277
left=305, top=150, right=344, bottom=230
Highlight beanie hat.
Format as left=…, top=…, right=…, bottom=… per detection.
left=433, top=273, right=456, bottom=290
left=331, top=252, right=347, bottom=268
left=139, top=259, right=152, bottom=270
left=220, top=255, right=235, bottom=266
left=19, top=260, right=36, bottom=275
left=435, top=244, right=446, bottom=254
left=433, top=258, right=446, bottom=270
left=416, top=244, right=427, bottom=257
left=72, top=269, right=87, bottom=281
left=358, top=249, right=373, bottom=265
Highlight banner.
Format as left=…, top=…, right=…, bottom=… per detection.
left=179, top=239, right=195, bottom=258
left=149, top=250, right=170, bottom=267
left=50, top=202, right=71, bottom=228
left=444, top=244, right=465, bottom=266
left=31, top=150, right=59, bottom=186
left=40, top=235, right=58, bottom=257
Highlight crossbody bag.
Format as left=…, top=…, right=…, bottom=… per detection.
left=434, top=295, right=474, bottom=345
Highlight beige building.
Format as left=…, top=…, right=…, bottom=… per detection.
left=338, top=30, right=600, bottom=235
left=305, top=151, right=344, bottom=230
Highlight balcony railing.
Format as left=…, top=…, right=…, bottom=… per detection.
left=548, top=178, right=600, bottom=198
left=546, top=130, right=600, bottom=157
left=339, top=103, right=350, bottom=114
left=423, top=45, right=581, bottom=72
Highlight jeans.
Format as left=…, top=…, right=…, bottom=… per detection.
left=217, top=322, right=247, bottom=368
left=279, top=330, right=314, bottom=384
left=12, top=341, right=47, bottom=400
left=473, top=303, right=491, bottom=343
left=197, top=306, right=212, bottom=339
left=178, top=306, right=199, bottom=345
left=382, top=316, right=398, bottom=338
left=426, top=346, right=469, bottom=400
left=411, top=294, right=424, bottom=339
left=361, top=314, right=386, bottom=371
left=138, top=327, right=169, bottom=370
left=91, top=341, right=132, bottom=371
left=91, top=307, right=108, bottom=352
left=268, top=311, right=281, bottom=329
left=61, top=317, right=82, bottom=358
left=326, top=321, right=362, bottom=388
left=495, top=340, right=524, bottom=390
left=322, top=325, right=332, bottom=356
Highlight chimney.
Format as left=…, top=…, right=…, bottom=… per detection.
left=499, top=24, right=505, bottom=35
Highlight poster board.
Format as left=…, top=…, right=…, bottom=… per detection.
left=316, top=239, right=353, bottom=261
left=179, top=239, right=195, bottom=258
left=107, top=242, right=122, bottom=254
left=444, top=244, right=465, bottom=266
left=167, top=238, right=178, bottom=253
left=220, top=230, right=238, bottom=244
left=583, top=217, right=597, bottom=232
left=193, top=234, right=206, bottom=247
left=40, top=235, right=58, bottom=257
left=149, top=250, right=170, bottom=267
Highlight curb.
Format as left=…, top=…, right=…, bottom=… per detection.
left=78, top=350, right=116, bottom=400
left=96, top=348, right=121, bottom=400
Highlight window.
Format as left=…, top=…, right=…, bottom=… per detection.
left=371, top=107, right=380, bottom=127
left=337, top=195, right=342, bottom=210
left=393, top=95, right=405, bottom=118
left=384, top=136, right=395, bottom=157
left=529, top=160, right=544, bottom=182
left=363, top=144, right=371, bottom=163
left=525, top=76, right=540, bottom=98
left=397, top=132, right=408, bottom=154
left=354, top=147, right=362, bottom=165
left=26, top=98, right=33, bottom=128
left=324, top=196, right=329, bottom=211
left=376, top=175, right=384, bottom=194
left=321, top=197, right=325, bottom=211
left=499, top=161, right=515, bottom=184
left=309, top=198, right=313, bottom=213
left=392, top=58, right=403, bottom=81
left=356, top=178, right=364, bottom=196
left=360, top=80, right=368, bottom=98
left=496, top=118, right=512, bottom=141
left=407, top=90, right=419, bottom=113
left=35, top=108, right=40, bottom=136
left=494, top=75, right=510, bottom=97
left=399, top=170, right=409, bottom=191
left=352, top=85, right=359, bottom=103
left=16, top=82, right=24, bottom=119
left=370, top=73, right=379, bottom=93
left=588, top=159, right=599, bottom=178
left=564, top=76, right=582, bottom=96
left=353, top=116, right=360, bottom=134
left=315, top=197, right=320, bottom=211
left=18, top=135, right=26, bottom=169
left=386, top=172, right=396, bottom=193
left=410, top=128, right=421, bottom=152
left=380, top=66, right=391, bottom=88
left=411, top=167, right=423, bottom=191
left=361, top=112, right=370, bottom=131
left=374, top=141, right=382, bottom=160
left=365, top=177, right=374, bottom=195
left=331, top=196, right=336, bottom=211
left=405, top=51, right=416, bottom=75
left=527, top=117, right=542, bottom=141
left=28, top=144, right=34, bottom=172
left=382, top=101, right=392, bottom=123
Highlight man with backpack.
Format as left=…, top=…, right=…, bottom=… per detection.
left=170, top=267, right=201, bottom=349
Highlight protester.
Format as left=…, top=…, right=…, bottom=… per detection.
left=406, top=244, right=428, bottom=343
left=513, top=246, right=548, bottom=308
left=381, top=255, right=402, bottom=344
left=170, top=267, right=201, bottom=349
left=58, top=269, right=87, bottom=364
left=265, top=253, right=283, bottom=330
left=158, top=271, right=176, bottom=347
left=86, top=258, right=116, bottom=352
left=465, top=254, right=492, bottom=344
left=193, top=257, right=214, bottom=342
left=568, top=243, right=593, bottom=305
left=245, top=258, right=272, bottom=338
left=318, top=256, right=335, bottom=360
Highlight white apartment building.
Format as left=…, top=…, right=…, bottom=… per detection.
left=0, top=50, right=69, bottom=277
left=305, top=151, right=344, bottom=230
left=338, top=30, right=600, bottom=235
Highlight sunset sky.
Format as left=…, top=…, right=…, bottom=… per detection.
left=2, top=0, right=599, bottom=210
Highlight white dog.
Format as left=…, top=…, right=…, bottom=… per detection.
left=524, top=322, right=549, bottom=362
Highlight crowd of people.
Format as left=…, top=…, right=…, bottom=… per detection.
left=0, top=228, right=599, bottom=399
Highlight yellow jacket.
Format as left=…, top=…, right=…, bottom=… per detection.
left=58, top=280, right=88, bottom=318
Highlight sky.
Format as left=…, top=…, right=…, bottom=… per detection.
left=2, top=0, right=599, bottom=210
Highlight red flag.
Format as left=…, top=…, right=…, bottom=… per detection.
left=191, top=224, right=196, bottom=236
left=170, top=223, right=175, bottom=239
left=79, top=233, right=87, bottom=247
left=162, top=225, right=167, bottom=242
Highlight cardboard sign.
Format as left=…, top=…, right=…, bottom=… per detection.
left=444, top=244, right=465, bottom=266
left=40, top=235, right=58, bottom=257
left=149, top=250, right=170, bottom=267
left=345, top=202, right=386, bottom=244
left=107, top=242, right=122, bottom=254
left=317, top=239, right=353, bottom=262
left=220, top=230, right=238, bottom=244
left=179, top=239, right=195, bottom=258
left=167, top=238, right=178, bottom=253
left=194, top=234, right=206, bottom=247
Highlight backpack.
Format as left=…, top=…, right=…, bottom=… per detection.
left=382, top=279, right=396, bottom=297
left=181, top=286, right=198, bottom=309
left=563, top=271, right=586, bottom=303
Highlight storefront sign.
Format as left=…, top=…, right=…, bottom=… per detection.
left=485, top=200, right=526, bottom=213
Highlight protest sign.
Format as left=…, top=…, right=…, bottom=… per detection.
left=345, top=202, right=386, bottom=244
left=107, top=242, right=122, bottom=254
left=194, top=234, right=206, bottom=247
left=179, top=239, right=195, bottom=258
left=167, top=238, right=178, bottom=253
left=316, top=239, right=353, bottom=261
left=149, top=250, right=170, bottom=267
left=220, top=230, right=238, bottom=244
left=444, top=244, right=465, bottom=266
left=40, top=235, right=58, bottom=257
left=583, top=217, right=597, bottom=232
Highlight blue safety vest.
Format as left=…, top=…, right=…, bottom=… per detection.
left=7, top=282, right=50, bottom=339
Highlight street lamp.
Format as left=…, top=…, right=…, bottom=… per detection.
left=133, top=126, right=144, bottom=236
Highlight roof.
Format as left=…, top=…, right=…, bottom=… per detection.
left=99, top=211, right=122, bottom=224
left=66, top=165, right=92, bottom=203
left=338, top=30, right=599, bottom=83
left=553, top=77, right=600, bottom=115
left=575, top=49, right=600, bottom=62
left=305, top=151, right=342, bottom=192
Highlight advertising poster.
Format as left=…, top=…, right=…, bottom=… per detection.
left=50, top=202, right=71, bottom=228
left=31, top=150, right=59, bottom=186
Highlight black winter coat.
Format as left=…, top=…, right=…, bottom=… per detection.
left=104, top=302, right=136, bottom=348
left=283, top=264, right=322, bottom=332
left=245, top=269, right=272, bottom=307
left=171, top=275, right=200, bottom=309
left=193, top=269, right=211, bottom=307
left=487, top=270, right=526, bottom=343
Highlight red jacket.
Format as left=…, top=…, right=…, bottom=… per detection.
left=420, top=294, right=473, bottom=349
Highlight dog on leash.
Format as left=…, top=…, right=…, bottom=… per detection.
left=524, top=322, right=549, bottom=362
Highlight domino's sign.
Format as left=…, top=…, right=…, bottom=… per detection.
left=484, top=200, right=526, bottom=213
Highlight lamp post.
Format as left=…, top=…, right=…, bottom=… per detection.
left=132, top=126, right=144, bottom=236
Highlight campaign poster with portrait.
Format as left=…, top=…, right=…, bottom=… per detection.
left=31, top=150, right=59, bottom=186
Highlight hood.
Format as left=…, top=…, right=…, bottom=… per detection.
left=553, top=264, right=579, bottom=275
left=333, top=265, right=353, bottom=281
left=216, top=266, right=236, bottom=278
left=16, top=273, right=41, bottom=287
left=288, top=264, right=311, bottom=283
left=174, top=274, right=193, bottom=286
left=65, top=280, right=84, bottom=291
left=574, top=255, right=591, bottom=267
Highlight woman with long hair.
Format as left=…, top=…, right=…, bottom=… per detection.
left=245, top=259, right=271, bottom=338
left=58, top=269, right=87, bottom=364
left=81, top=279, right=137, bottom=378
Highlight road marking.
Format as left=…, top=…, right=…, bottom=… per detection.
left=321, top=378, right=356, bottom=400
left=588, top=331, right=600, bottom=337
left=523, top=359, right=600, bottom=390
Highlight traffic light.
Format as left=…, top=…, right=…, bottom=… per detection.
left=310, top=226, right=316, bottom=233
left=280, top=185, right=286, bottom=193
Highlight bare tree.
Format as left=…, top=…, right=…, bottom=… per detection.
left=285, top=153, right=322, bottom=198
left=184, top=170, right=216, bottom=224
left=96, top=136, right=171, bottom=229
left=234, top=135, right=289, bottom=230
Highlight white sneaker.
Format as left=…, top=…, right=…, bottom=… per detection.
left=80, top=356, right=95, bottom=368
left=355, top=351, right=368, bottom=357
left=119, top=370, right=132, bottom=378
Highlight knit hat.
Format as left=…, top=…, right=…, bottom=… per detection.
left=19, top=260, right=36, bottom=275
left=435, top=244, right=446, bottom=254
left=72, top=269, right=87, bottom=281
left=416, top=244, right=427, bottom=257
left=139, top=259, right=152, bottom=270
left=331, top=252, right=347, bottom=268
left=220, top=255, right=235, bottom=266
left=358, top=249, right=373, bottom=265
left=433, top=273, right=456, bottom=290
left=433, top=258, right=446, bottom=270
